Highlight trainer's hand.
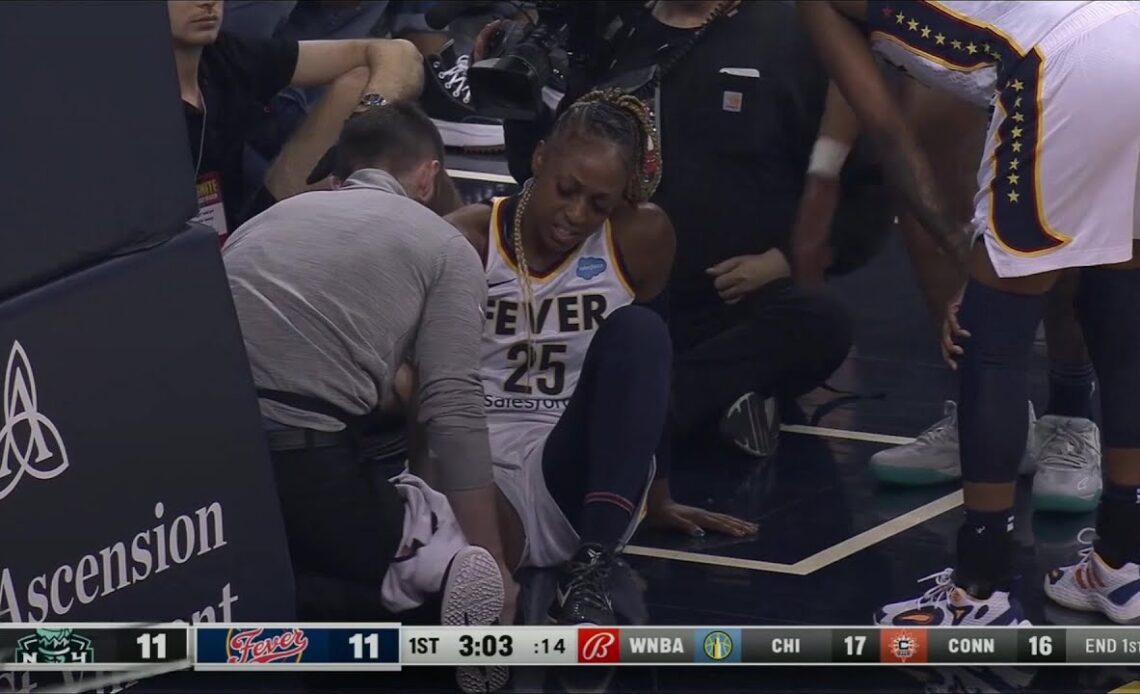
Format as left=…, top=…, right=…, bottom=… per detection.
left=940, top=285, right=970, bottom=369
left=707, top=250, right=791, bottom=304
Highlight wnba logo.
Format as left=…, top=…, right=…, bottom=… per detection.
left=0, top=341, right=69, bottom=501
left=578, top=628, right=620, bottom=663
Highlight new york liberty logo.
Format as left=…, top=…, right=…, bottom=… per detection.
left=15, top=628, right=94, bottom=663
left=0, top=341, right=69, bottom=501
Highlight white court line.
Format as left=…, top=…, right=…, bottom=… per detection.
left=779, top=424, right=916, bottom=446
left=623, top=545, right=807, bottom=575
left=626, top=425, right=962, bottom=575
left=447, top=168, right=517, bottom=184
left=792, top=490, right=963, bottom=574
left=625, top=491, right=962, bottom=576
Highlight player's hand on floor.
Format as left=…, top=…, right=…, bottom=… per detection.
left=940, top=285, right=970, bottom=369
left=645, top=500, right=758, bottom=538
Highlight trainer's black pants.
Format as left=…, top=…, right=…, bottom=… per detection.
left=669, top=278, right=853, bottom=433
left=271, top=442, right=406, bottom=621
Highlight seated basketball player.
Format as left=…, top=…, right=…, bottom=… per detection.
left=799, top=1, right=1140, bottom=624
left=447, top=89, right=758, bottom=625
left=794, top=80, right=1102, bottom=510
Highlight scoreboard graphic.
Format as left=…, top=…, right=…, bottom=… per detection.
left=0, top=625, right=1138, bottom=672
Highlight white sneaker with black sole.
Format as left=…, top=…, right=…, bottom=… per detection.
left=442, top=546, right=509, bottom=693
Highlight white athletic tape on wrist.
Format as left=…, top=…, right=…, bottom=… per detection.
left=807, top=137, right=851, bottom=178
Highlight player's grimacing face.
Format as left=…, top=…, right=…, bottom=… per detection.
left=530, top=136, right=630, bottom=255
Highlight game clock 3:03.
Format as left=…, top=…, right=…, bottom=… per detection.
left=459, top=634, right=514, bottom=658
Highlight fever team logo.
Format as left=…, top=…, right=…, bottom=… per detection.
left=0, top=341, right=69, bottom=501
left=226, top=628, right=309, bottom=664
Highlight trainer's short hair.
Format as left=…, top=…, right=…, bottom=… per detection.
left=307, top=102, right=445, bottom=183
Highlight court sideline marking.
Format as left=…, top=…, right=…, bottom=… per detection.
left=626, top=490, right=962, bottom=576
left=626, top=426, right=961, bottom=575
left=446, top=167, right=953, bottom=574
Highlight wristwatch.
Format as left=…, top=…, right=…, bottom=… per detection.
left=358, top=92, right=388, bottom=109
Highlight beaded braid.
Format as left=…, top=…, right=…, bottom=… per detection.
left=510, top=177, right=540, bottom=387
left=508, top=88, right=662, bottom=383
left=568, top=88, right=662, bottom=203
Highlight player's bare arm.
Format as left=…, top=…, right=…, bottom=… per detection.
left=796, top=0, right=970, bottom=268
left=611, top=202, right=676, bottom=303
left=445, top=203, right=494, bottom=262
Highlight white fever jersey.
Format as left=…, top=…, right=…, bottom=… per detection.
left=479, top=196, right=636, bottom=437
left=865, top=1, right=1090, bottom=107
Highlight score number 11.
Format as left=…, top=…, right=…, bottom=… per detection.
left=350, top=633, right=382, bottom=660
left=137, top=633, right=167, bottom=660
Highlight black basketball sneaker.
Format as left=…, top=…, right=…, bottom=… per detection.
left=548, top=544, right=616, bottom=625
left=720, top=391, right=780, bottom=458
left=421, top=41, right=505, bottom=153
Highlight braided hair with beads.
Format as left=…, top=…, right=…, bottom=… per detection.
left=508, top=88, right=662, bottom=385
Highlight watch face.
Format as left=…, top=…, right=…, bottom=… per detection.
left=360, top=93, right=387, bottom=108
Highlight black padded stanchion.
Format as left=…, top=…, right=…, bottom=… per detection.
left=0, top=226, right=298, bottom=691
left=0, top=1, right=197, bottom=300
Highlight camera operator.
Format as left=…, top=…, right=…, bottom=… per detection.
left=473, top=0, right=890, bottom=457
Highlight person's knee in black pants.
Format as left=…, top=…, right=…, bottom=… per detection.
left=273, top=445, right=507, bottom=639
left=763, top=285, right=854, bottom=399
left=671, top=281, right=853, bottom=455
left=542, top=305, right=672, bottom=624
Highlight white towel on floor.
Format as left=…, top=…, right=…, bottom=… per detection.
left=380, top=471, right=469, bottom=612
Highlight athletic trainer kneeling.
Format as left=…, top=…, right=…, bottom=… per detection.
left=223, top=104, right=515, bottom=686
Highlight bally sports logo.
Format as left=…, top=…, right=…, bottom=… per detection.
left=226, top=628, right=310, bottom=664
left=0, top=341, right=69, bottom=501
left=578, top=628, right=620, bottom=663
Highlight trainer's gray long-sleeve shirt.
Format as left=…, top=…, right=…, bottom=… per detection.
left=222, top=168, right=492, bottom=491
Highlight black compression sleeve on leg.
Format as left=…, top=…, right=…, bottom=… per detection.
left=638, top=289, right=673, bottom=480
left=956, top=279, right=1045, bottom=484
left=542, top=305, right=672, bottom=550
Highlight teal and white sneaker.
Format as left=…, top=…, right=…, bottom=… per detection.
left=874, top=568, right=1031, bottom=626
left=1031, top=416, right=1102, bottom=513
left=869, top=401, right=1037, bottom=486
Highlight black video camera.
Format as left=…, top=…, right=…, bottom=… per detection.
left=467, top=1, right=639, bottom=120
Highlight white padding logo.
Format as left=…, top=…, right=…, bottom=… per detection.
left=0, top=341, right=69, bottom=500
